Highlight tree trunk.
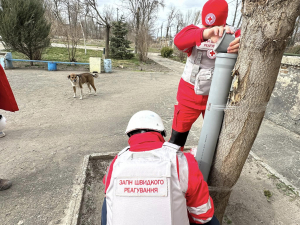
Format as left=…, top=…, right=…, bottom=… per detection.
left=105, top=24, right=110, bottom=58
left=208, top=0, right=300, bottom=223
left=166, top=26, right=169, bottom=38
left=135, top=7, right=140, bottom=54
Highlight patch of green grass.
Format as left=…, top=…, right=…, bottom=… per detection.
left=8, top=46, right=144, bottom=70
left=267, top=174, right=278, bottom=180
left=9, top=47, right=102, bottom=63
left=264, top=189, right=272, bottom=201
left=169, top=55, right=186, bottom=63
left=111, top=54, right=140, bottom=68
left=43, top=47, right=102, bottom=62
left=148, top=47, right=161, bottom=53
left=276, top=183, right=299, bottom=200
left=267, top=173, right=299, bottom=201
left=223, top=215, right=232, bottom=224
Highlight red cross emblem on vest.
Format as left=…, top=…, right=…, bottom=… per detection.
left=207, top=50, right=216, bottom=59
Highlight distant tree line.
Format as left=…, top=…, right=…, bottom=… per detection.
left=0, top=0, right=299, bottom=63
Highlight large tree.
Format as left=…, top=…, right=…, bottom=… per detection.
left=122, top=0, right=164, bottom=60
left=49, top=0, right=83, bottom=62
left=207, top=0, right=300, bottom=223
left=0, top=0, right=51, bottom=63
left=86, top=0, right=114, bottom=58
left=110, top=17, right=133, bottom=59
left=165, top=6, right=177, bottom=39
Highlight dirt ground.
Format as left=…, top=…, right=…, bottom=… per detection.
left=0, top=64, right=299, bottom=225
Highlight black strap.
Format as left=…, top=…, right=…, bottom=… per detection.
left=168, top=129, right=189, bottom=147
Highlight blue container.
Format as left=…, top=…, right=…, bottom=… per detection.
left=48, top=62, right=57, bottom=71
left=104, top=59, right=112, bottom=73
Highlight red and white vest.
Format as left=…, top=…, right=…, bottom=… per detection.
left=182, top=39, right=216, bottom=95
left=105, top=142, right=189, bottom=225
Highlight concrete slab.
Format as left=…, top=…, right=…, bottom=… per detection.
left=252, top=119, right=300, bottom=189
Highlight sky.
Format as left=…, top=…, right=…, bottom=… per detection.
left=96, top=0, right=241, bottom=36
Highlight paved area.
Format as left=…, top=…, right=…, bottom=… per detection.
left=0, top=68, right=182, bottom=225
left=148, top=53, right=185, bottom=74
left=148, top=52, right=300, bottom=190
left=51, top=43, right=105, bottom=51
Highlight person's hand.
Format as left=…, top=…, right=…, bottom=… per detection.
left=203, top=25, right=234, bottom=43
left=227, top=37, right=240, bottom=53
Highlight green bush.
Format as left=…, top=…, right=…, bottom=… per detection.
left=161, top=47, right=174, bottom=58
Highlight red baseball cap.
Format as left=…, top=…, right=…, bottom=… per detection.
left=202, top=0, right=228, bottom=26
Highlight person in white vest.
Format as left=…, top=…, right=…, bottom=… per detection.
left=169, top=0, right=240, bottom=148
left=101, top=110, right=220, bottom=225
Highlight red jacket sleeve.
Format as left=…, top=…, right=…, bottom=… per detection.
left=103, top=155, right=118, bottom=193
left=235, top=29, right=241, bottom=38
left=174, top=25, right=206, bottom=57
left=184, top=153, right=214, bottom=224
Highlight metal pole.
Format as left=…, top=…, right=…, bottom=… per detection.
left=195, top=53, right=238, bottom=181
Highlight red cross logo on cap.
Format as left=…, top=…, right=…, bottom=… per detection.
left=205, top=13, right=216, bottom=25
left=207, top=50, right=216, bottom=59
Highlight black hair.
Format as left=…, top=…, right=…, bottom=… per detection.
left=127, top=129, right=166, bottom=137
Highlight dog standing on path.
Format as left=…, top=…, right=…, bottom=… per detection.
left=68, top=73, right=98, bottom=99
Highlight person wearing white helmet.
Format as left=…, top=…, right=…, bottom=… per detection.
left=125, top=110, right=167, bottom=137
left=101, top=110, right=219, bottom=225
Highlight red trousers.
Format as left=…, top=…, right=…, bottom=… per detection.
left=172, top=79, right=208, bottom=133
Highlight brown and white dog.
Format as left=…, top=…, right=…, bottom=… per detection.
left=68, top=73, right=98, bottom=99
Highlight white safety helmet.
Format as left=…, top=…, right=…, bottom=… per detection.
left=125, top=110, right=166, bottom=136
left=0, top=115, right=6, bottom=131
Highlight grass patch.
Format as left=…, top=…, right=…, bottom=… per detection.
left=111, top=54, right=140, bottom=69
left=8, top=46, right=145, bottom=71
left=264, top=189, right=272, bottom=202
left=9, top=47, right=102, bottom=63
left=268, top=173, right=299, bottom=201
left=223, top=215, right=232, bottom=224
left=148, top=47, right=161, bottom=53
left=169, top=55, right=186, bottom=64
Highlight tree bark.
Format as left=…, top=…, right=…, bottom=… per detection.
left=105, top=24, right=110, bottom=58
left=134, top=7, right=140, bottom=54
left=208, top=0, right=300, bottom=223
